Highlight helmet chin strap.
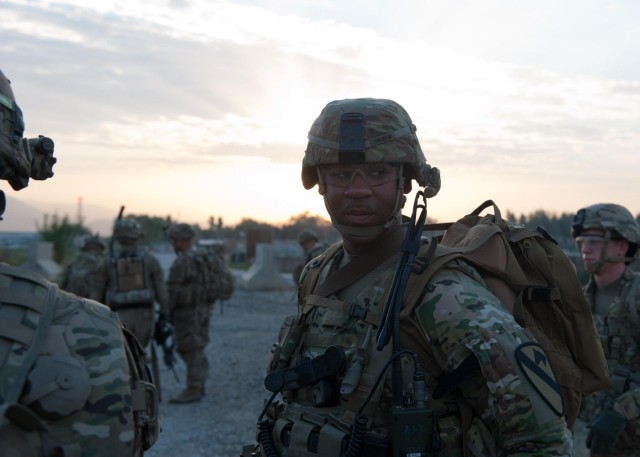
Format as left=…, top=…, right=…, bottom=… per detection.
left=588, top=230, right=632, bottom=274
left=320, top=167, right=406, bottom=238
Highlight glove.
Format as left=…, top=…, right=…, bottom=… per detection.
left=586, top=403, right=627, bottom=453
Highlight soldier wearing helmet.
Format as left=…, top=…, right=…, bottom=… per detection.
left=91, top=217, right=169, bottom=349
left=571, top=203, right=640, bottom=456
left=244, top=98, right=571, bottom=457
left=0, top=68, right=159, bottom=456
left=59, top=235, right=106, bottom=299
left=292, top=228, right=329, bottom=285
left=165, top=222, right=208, bottom=404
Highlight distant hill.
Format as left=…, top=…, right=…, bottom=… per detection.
left=0, top=194, right=113, bottom=235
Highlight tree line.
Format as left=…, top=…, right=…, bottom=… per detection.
left=34, top=208, right=640, bottom=273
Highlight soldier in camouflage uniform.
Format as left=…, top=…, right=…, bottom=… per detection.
left=165, top=223, right=211, bottom=404
left=59, top=234, right=105, bottom=298
left=91, top=218, right=169, bottom=348
left=292, top=228, right=330, bottom=285
left=0, top=68, right=159, bottom=456
left=571, top=204, right=640, bottom=456
left=244, top=98, right=572, bottom=457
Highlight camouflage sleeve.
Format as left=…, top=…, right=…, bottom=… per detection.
left=615, top=389, right=640, bottom=420
left=166, top=253, right=198, bottom=313
left=145, top=253, right=169, bottom=315
left=414, top=260, right=572, bottom=456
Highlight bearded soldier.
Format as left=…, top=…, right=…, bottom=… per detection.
left=572, top=204, right=640, bottom=456
left=0, top=68, right=158, bottom=456
left=244, top=98, right=572, bottom=457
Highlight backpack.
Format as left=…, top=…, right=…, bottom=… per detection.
left=401, top=200, right=609, bottom=428
left=191, top=248, right=235, bottom=303
left=107, top=250, right=154, bottom=307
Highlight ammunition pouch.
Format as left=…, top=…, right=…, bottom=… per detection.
left=611, top=365, right=640, bottom=395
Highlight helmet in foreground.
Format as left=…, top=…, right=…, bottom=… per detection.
left=0, top=69, right=56, bottom=195
left=302, top=98, right=440, bottom=197
left=0, top=265, right=159, bottom=456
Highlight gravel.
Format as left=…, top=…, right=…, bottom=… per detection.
left=144, top=284, right=589, bottom=457
left=145, top=286, right=297, bottom=457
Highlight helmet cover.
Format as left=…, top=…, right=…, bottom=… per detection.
left=302, top=98, right=440, bottom=196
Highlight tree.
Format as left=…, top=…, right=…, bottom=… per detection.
left=37, top=213, right=87, bottom=264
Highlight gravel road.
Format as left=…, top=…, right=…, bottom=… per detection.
left=144, top=284, right=589, bottom=457
left=145, top=286, right=297, bottom=457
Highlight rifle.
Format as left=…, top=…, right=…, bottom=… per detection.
left=154, top=320, right=179, bottom=382
left=109, top=205, right=125, bottom=261
left=150, top=342, right=162, bottom=402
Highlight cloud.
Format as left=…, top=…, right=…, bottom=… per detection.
left=1, top=0, right=639, bottom=226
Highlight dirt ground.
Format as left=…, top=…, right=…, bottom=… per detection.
left=144, top=285, right=590, bottom=457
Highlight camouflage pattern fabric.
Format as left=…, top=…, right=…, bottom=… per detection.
left=302, top=98, right=441, bottom=196
left=90, top=246, right=169, bottom=347
left=265, top=239, right=572, bottom=456
left=59, top=250, right=104, bottom=299
left=580, top=266, right=640, bottom=455
left=0, top=262, right=158, bottom=456
left=167, top=248, right=211, bottom=392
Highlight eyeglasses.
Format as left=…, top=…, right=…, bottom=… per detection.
left=320, top=164, right=399, bottom=188
left=575, top=235, right=605, bottom=250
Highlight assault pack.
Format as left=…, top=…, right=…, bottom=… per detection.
left=107, top=250, right=154, bottom=307
left=402, top=200, right=610, bottom=428
left=298, top=200, right=610, bottom=429
left=190, top=247, right=235, bottom=303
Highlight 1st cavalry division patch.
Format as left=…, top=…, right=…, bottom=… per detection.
left=515, top=342, right=564, bottom=416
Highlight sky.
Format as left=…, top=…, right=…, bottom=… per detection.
left=1, top=0, right=639, bottom=234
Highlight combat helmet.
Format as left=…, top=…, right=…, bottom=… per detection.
left=297, top=228, right=318, bottom=245
left=114, top=218, right=144, bottom=243
left=303, top=98, right=440, bottom=237
left=0, top=69, right=56, bottom=194
left=572, top=203, right=640, bottom=267
left=303, top=98, right=440, bottom=196
left=166, top=222, right=196, bottom=241
left=82, top=234, right=105, bottom=252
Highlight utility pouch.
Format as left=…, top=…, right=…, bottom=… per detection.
left=116, top=257, right=145, bottom=291
left=269, top=315, right=305, bottom=371
left=611, top=366, right=630, bottom=394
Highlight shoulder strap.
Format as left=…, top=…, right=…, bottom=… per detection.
left=313, top=228, right=405, bottom=297
left=0, top=264, right=59, bottom=404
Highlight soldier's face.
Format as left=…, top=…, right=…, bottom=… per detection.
left=577, top=229, right=628, bottom=272
left=321, top=164, right=401, bottom=229
left=170, top=237, right=190, bottom=253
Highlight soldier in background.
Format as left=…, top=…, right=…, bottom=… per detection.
left=0, top=68, right=158, bottom=456
left=165, top=223, right=210, bottom=404
left=91, top=218, right=169, bottom=348
left=571, top=203, right=640, bottom=456
left=292, top=228, right=329, bottom=285
left=59, top=234, right=105, bottom=298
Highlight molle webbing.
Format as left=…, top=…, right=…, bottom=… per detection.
left=0, top=263, right=58, bottom=404
left=302, top=295, right=381, bottom=327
